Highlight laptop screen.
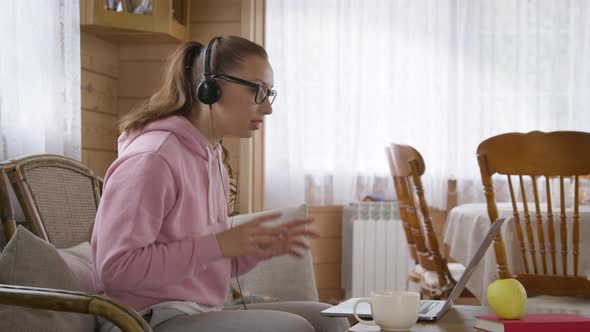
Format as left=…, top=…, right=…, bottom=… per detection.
left=438, top=217, right=506, bottom=315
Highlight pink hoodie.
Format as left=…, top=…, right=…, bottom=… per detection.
left=91, top=115, right=260, bottom=311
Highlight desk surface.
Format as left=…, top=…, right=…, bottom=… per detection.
left=348, top=305, right=590, bottom=332
left=348, top=305, right=493, bottom=332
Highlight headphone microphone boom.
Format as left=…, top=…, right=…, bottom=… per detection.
left=197, top=37, right=222, bottom=107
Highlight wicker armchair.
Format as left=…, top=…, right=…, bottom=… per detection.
left=0, top=154, right=151, bottom=331
left=0, top=284, right=152, bottom=332
left=0, top=168, right=17, bottom=242
left=1, top=154, right=102, bottom=248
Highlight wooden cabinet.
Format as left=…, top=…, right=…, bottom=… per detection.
left=80, top=0, right=190, bottom=43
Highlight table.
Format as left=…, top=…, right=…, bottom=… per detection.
left=443, top=203, right=590, bottom=303
left=347, top=305, right=590, bottom=331
left=348, top=305, right=492, bottom=331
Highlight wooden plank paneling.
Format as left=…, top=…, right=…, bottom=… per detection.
left=119, top=44, right=179, bottom=62
left=81, top=33, right=119, bottom=78
left=223, top=137, right=241, bottom=170
left=308, top=206, right=343, bottom=238
left=82, top=149, right=117, bottom=178
left=318, top=289, right=345, bottom=304
left=118, top=97, right=145, bottom=117
left=310, top=238, right=341, bottom=264
left=191, top=0, right=242, bottom=22
left=118, top=62, right=167, bottom=98
left=190, top=22, right=242, bottom=43
left=308, top=206, right=345, bottom=302
left=82, top=111, right=118, bottom=151
left=314, top=263, right=341, bottom=289
left=81, top=70, right=118, bottom=115
left=81, top=32, right=118, bottom=176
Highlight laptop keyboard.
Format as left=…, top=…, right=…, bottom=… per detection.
left=419, top=301, right=438, bottom=315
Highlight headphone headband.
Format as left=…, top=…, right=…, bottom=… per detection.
left=203, top=37, right=220, bottom=78
left=197, top=37, right=223, bottom=107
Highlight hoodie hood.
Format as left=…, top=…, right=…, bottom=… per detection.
left=93, top=115, right=263, bottom=311
left=118, top=115, right=218, bottom=158
left=118, top=116, right=226, bottom=225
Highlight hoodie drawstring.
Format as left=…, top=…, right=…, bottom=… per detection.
left=206, top=146, right=225, bottom=225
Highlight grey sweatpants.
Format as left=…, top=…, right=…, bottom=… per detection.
left=154, top=302, right=350, bottom=332
left=100, top=301, right=350, bottom=332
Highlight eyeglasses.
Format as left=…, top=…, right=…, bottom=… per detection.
left=211, top=74, right=277, bottom=105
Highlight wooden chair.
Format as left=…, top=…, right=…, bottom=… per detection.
left=386, top=144, right=464, bottom=299
left=0, top=154, right=102, bottom=249
left=477, top=131, right=590, bottom=297
left=385, top=147, right=421, bottom=284
left=0, top=158, right=151, bottom=332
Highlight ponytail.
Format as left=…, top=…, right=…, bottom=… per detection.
left=118, top=42, right=204, bottom=133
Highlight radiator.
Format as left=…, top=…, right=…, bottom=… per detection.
left=342, top=202, right=416, bottom=298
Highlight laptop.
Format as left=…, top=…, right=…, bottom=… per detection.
left=321, top=217, right=506, bottom=322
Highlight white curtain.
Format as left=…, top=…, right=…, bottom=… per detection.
left=0, top=1, right=81, bottom=160
left=264, top=0, right=590, bottom=210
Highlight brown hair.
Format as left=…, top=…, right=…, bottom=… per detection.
left=118, top=36, right=268, bottom=134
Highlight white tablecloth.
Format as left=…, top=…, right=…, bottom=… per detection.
left=443, top=203, right=590, bottom=304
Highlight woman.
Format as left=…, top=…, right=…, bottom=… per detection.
left=92, top=36, right=349, bottom=332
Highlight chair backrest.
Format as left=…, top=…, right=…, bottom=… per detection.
left=221, top=144, right=239, bottom=216
left=386, top=144, right=448, bottom=290
left=0, top=168, right=17, bottom=244
left=1, top=154, right=102, bottom=249
left=477, top=131, right=590, bottom=296
left=385, top=147, right=418, bottom=266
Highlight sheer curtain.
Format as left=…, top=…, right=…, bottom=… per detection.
left=264, top=0, right=590, bottom=210
left=0, top=1, right=81, bottom=160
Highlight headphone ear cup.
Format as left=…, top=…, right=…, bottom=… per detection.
left=197, top=79, right=222, bottom=105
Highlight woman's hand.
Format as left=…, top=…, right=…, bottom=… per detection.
left=216, top=213, right=319, bottom=258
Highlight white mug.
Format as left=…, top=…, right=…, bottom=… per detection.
left=353, top=291, right=420, bottom=331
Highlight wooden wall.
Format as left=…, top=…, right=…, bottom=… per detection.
left=117, top=43, right=179, bottom=119
left=80, top=33, right=119, bottom=177
left=308, top=206, right=345, bottom=304
left=191, top=0, right=242, bottom=41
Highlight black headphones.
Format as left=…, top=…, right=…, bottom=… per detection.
left=196, top=37, right=222, bottom=107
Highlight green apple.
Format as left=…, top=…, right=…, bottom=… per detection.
left=486, top=278, right=527, bottom=319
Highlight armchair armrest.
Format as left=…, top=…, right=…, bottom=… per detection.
left=0, top=284, right=152, bottom=332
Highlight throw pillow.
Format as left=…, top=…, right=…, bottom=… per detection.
left=228, top=205, right=319, bottom=302
left=0, top=226, right=95, bottom=331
